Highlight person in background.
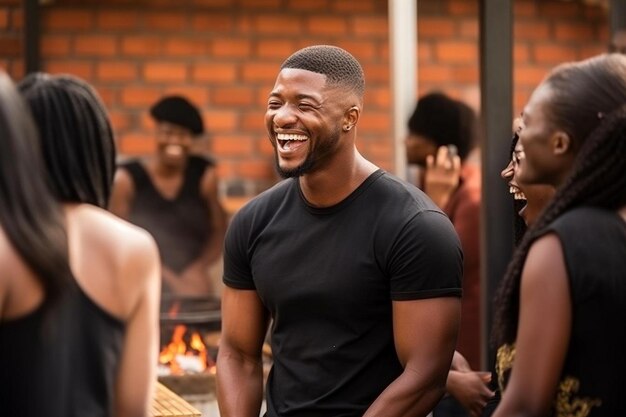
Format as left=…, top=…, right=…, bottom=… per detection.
left=0, top=71, right=160, bottom=417
left=109, top=95, right=227, bottom=301
left=492, top=53, right=626, bottom=417
left=406, top=93, right=482, bottom=372
left=217, top=45, right=463, bottom=417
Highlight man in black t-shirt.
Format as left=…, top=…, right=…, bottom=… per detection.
left=216, top=45, right=463, bottom=417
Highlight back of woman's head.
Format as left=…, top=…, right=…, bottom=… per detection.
left=18, top=73, right=116, bottom=208
left=0, top=71, right=72, bottom=302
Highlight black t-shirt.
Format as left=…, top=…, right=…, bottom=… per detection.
left=224, top=169, right=463, bottom=417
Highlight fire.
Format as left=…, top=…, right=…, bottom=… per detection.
left=159, top=324, right=215, bottom=375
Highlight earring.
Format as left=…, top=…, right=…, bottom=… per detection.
left=344, top=125, right=352, bottom=131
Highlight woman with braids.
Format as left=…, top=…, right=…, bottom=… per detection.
left=0, top=71, right=160, bottom=417
left=492, top=53, right=626, bottom=417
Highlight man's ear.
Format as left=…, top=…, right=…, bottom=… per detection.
left=343, top=106, right=360, bottom=132
left=551, top=131, right=572, bottom=155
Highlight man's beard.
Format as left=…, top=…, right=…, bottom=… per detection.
left=274, top=129, right=341, bottom=179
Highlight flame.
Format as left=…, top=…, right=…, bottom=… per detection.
left=159, top=324, right=214, bottom=375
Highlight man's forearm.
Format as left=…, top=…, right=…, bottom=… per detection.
left=216, top=352, right=265, bottom=417
left=362, top=370, right=447, bottom=417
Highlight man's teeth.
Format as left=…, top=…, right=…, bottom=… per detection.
left=277, top=133, right=308, bottom=141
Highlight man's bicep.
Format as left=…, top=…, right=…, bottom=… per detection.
left=393, top=297, right=461, bottom=372
left=221, top=286, right=269, bottom=357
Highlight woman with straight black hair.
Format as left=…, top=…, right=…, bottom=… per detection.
left=492, top=54, right=626, bottom=416
left=0, top=71, right=160, bottom=417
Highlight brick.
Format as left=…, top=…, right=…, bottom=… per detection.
left=240, top=0, right=281, bottom=8
left=43, top=10, right=94, bottom=30
left=257, top=136, right=275, bottom=157
left=0, top=0, right=20, bottom=5
left=242, top=111, right=265, bottom=131
left=286, top=0, right=329, bottom=11
left=121, top=36, right=162, bottom=56
left=213, top=87, right=254, bottom=106
left=514, top=0, right=537, bottom=17
left=192, top=63, right=237, bottom=82
left=554, top=22, right=595, bottom=42
left=6, top=59, right=23, bottom=80
left=236, top=15, right=253, bottom=34
left=357, top=113, right=390, bottom=133
left=0, top=9, right=8, bottom=29
left=365, top=87, right=391, bottom=108
left=362, top=63, right=389, bottom=83
left=242, top=63, right=280, bottom=83
left=334, top=40, right=377, bottom=61
left=144, top=12, right=186, bottom=31
left=419, top=65, right=453, bottom=83
left=108, top=110, right=131, bottom=132
left=447, top=0, right=478, bottom=16
left=75, top=35, right=117, bottom=57
left=215, top=160, right=236, bottom=179
left=97, top=61, right=138, bottom=81
left=41, top=35, right=71, bottom=57
left=332, top=0, right=377, bottom=13
left=191, top=14, right=234, bottom=32
left=213, top=134, right=255, bottom=156
left=418, top=18, right=456, bottom=38
left=144, top=62, right=187, bottom=83
left=362, top=139, right=393, bottom=162
left=93, top=86, right=116, bottom=107
left=539, top=2, right=580, bottom=18
left=163, top=38, right=209, bottom=56
left=579, top=44, right=606, bottom=59
left=435, top=41, right=478, bottom=63
left=44, top=60, right=94, bottom=80
left=192, top=0, right=232, bottom=7
left=533, top=44, right=578, bottom=64
left=120, top=86, right=163, bottom=107
left=0, top=36, right=20, bottom=56
left=352, top=16, right=388, bottom=37
left=204, top=110, right=238, bottom=131
left=514, top=21, right=550, bottom=41
left=97, top=10, right=139, bottom=30
left=238, top=158, right=274, bottom=179
left=514, top=66, right=550, bottom=87
left=212, top=39, right=252, bottom=57
left=514, top=89, right=532, bottom=115
left=307, top=17, right=348, bottom=36
left=255, top=15, right=301, bottom=35
left=9, top=8, right=21, bottom=30
left=256, top=40, right=297, bottom=59
left=164, top=87, right=209, bottom=107
left=458, top=20, right=478, bottom=39
left=452, top=65, right=478, bottom=84
left=119, top=133, right=157, bottom=155
left=514, top=43, right=529, bottom=62
left=418, top=43, right=432, bottom=62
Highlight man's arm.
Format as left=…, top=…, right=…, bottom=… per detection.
left=216, top=286, right=270, bottom=417
left=363, top=296, right=461, bottom=417
left=108, top=168, right=134, bottom=220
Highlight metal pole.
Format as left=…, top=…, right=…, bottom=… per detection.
left=23, top=0, right=41, bottom=74
left=388, top=0, right=417, bottom=180
left=610, top=0, right=626, bottom=34
left=479, top=0, right=514, bottom=371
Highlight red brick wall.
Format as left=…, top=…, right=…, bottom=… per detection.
left=0, top=0, right=609, bottom=194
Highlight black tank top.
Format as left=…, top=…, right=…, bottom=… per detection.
left=0, top=280, right=124, bottom=417
left=123, top=156, right=214, bottom=273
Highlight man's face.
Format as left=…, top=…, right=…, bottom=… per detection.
left=155, top=121, right=193, bottom=168
left=405, top=133, right=437, bottom=166
left=265, top=68, right=348, bottom=178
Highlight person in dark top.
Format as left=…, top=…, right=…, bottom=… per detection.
left=109, top=95, right=227, bottom=298
left=492, top=53, right=626, bottom=417
left=216, top=45, right=463, bottom=417
left=0, top=71, right=160, bottom=417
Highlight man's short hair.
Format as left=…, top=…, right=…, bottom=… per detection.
left=280, top=45, right=365, bottom=100
left=150, top=95, right=204, bottom=136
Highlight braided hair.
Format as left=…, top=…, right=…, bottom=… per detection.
left=18, top=73, right=116, bottom=209
left=0, top=72, right=72, bottom=303
left=492, top=54, right=626, bottom=347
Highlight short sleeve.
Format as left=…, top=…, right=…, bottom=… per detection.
left=388, top=210, right=463, bottom=300
left=222, top=209, right=256, bottom=290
